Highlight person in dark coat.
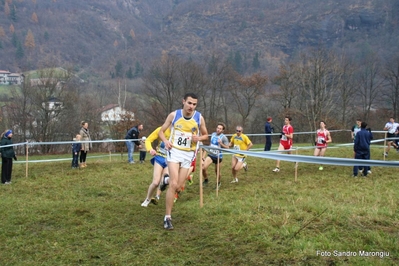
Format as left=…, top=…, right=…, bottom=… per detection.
left=72, top=134, right=82, bottom=169
left=264, top=117, right=273, bottom=151
left=125, top=124, right=143, bottom=164
left=0, top=129, right=17, bottom=184
left=353, top=122, right=373, bottom=177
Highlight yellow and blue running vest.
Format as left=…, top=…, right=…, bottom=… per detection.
left=145, top=127, right=171, bottom=157
left=170, top=109, right=201, bottom=151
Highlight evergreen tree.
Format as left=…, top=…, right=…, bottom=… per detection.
left=16, top=42, right=24, bottom=59
left=207, top=55, right=217, bottom=74
left=11, top=32, right=18, bottom=47
left=10, top=5, right=17, bottom=22
left=234, top=51, right=243, bottom=73
left=126, top=66, right=134, bottom=79
left=44, top=31, right=49, bottom=41
left=134, top=61, right=142, bottom=77
left=115, top=61, right=123, bottom=78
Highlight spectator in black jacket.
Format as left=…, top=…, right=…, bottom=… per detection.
left=264, top=117, right=273, bottom=151
left=72, top=134, right=82, bottom=169
left=353, top=122, right=373, bottom=177
left=125, top=124, right=143, bottom=164
left=0, top=129, right=17, bottom=184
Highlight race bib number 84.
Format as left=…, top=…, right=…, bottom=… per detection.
left=173, top=131, right=192, bottom=148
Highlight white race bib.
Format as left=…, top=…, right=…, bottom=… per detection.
left=173, top=131, right=192, bottom=149
left=233, top=145, right=240, bottom=150
left=317, top=137, right=325, bottom=144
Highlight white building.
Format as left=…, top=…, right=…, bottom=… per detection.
left=99, top=104, right=135, bottom=122
left=0, top=70, right=24, bottom=85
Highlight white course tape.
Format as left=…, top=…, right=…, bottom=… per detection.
left=200, top=145, right=399, bottom=167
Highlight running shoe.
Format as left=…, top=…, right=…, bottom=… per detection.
left=141, top=199, right=151, bottom=207
left=272, top=167, right=280, bottom=172
left=150, top=197, right=158, bottom=205
left=159, top=174, right=170, bottom=191
left=202, top=179, right=209, bottom=185
left=243, top=162, right=248, bottom=172
left=164, top=218, right=173, bottom=230
left=187, top=174, right=194, bottom=185
left=367, top=170, right=372, bottom=174
left=230, top=178, right=238, bottom=183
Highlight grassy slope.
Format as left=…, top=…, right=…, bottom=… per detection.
left=0, top=145, right=398, bottom=265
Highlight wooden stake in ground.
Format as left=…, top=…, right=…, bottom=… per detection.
left=216, top=153, right=220, bottom=197
left=295, top=147, right=298, bottom=182
left=199, top=147, right=204, bottom=208
left=25, top=142, right=29, bottom=178
left=383, top=132, right=387, bottom=161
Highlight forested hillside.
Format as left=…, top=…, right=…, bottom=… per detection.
left=0, top=0, right=398, bottom=76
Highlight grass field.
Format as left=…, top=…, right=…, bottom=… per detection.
left=0, top=145, right=398, bottom=265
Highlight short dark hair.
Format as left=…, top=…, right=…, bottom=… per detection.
left=217, top=122, right=226, bottom=130
left=361, top=122, right=367, bottom=128
left=184, top=93, right=198, bottom=100
left=285, top=116, right=292, bottom=121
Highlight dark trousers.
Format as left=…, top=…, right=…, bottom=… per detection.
left=353, top=151, right=370, bottom=176
left=72, top=152, right=79, bottom=168
left=140, top=151, right=147, bottom=161
left=1, top=157, right=13, bottom=183
left=80, top=151, right=87, bottom=163
left=264, top=136, right=272, bottom=151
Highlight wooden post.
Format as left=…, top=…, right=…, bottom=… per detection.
left=216, top=153, right=220, bottom=197
left=383, top=132, right=387, bottom=161
left=199, top=148, right=203, bottom=208
left=25, top=142, right=28, bottom=178
left=109, top=150, right=112, bottom=161
left=294, top=147, right=298, bottom=182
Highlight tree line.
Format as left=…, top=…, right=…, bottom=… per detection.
left=3, top=47, right=399, bottom=153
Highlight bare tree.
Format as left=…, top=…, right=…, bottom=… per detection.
left=383, top=54, right=399, bottom=119
left=28, top=67, right=76, bottom=153
left=356, top=52, right=384, bottom=121
left=228, top=72, right=268, bottom=127
left=294, top=49, right=342, bottom=131
left=203, top=55, right=232, bottom=128
left=142, top=55, right=183, bottom=125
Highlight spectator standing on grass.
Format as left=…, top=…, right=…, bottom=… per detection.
left=139, top=136, right=147, bottom=163
left=353, top=122, right=373, bottom=177
left=351, top=119, right=362, bottom=142
left=0, top=129, right=17, bottom=184
left=314, top=121, right=332, bottom=171
left=229, top=125, right=253, bottom=183
left=273, top=116, right=294, bottom=173
left=71, top=134, right=81, bottom=169
left=125, top=124, right=143, bottom=164
left=264, top=117, right=273, bottom=151
left=158, top=93, right=208, bottom=230
left=79, top=121, right=92, bottom=168
left=383, top=117, right=399, bottom=157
